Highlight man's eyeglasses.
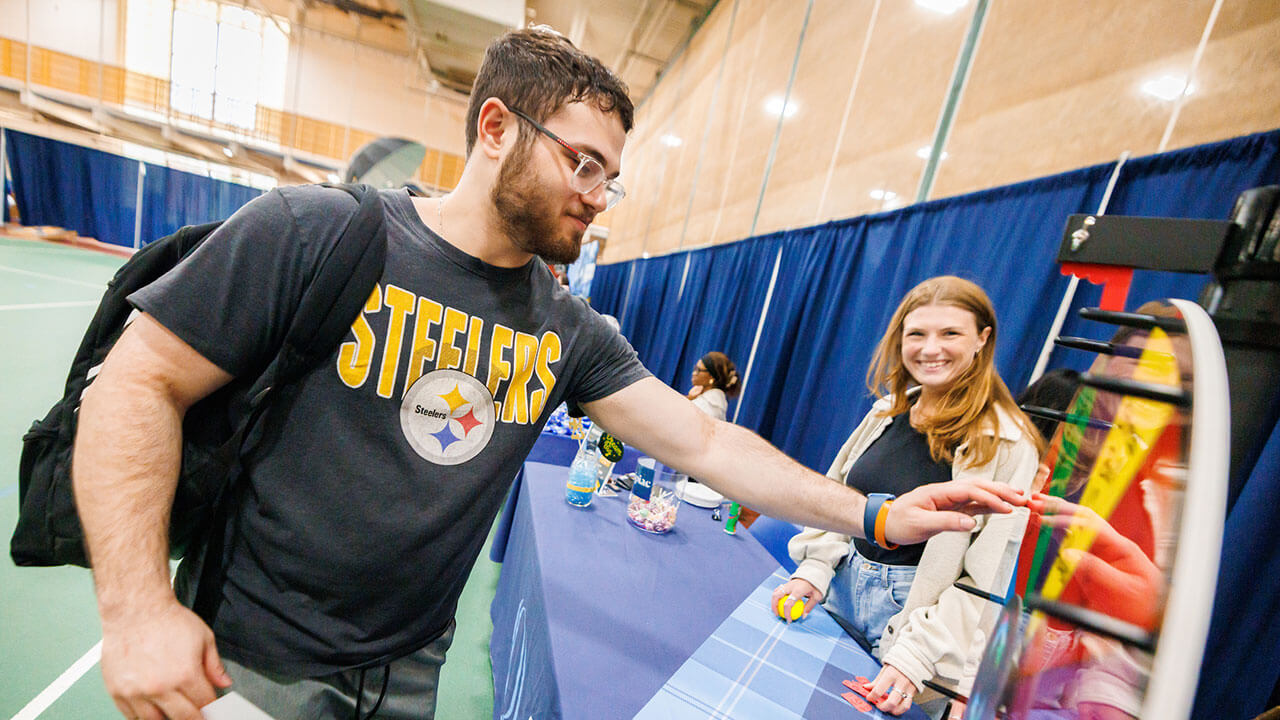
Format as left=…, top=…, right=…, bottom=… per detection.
left=508, top=108, right=626, bottom=211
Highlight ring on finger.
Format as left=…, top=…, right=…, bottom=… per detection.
left=896, top=688, right=910, bottom=699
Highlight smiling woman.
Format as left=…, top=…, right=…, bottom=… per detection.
left=868, top=276, right=1042, bottom=468
left=774, top=275, right=1043, bottom=718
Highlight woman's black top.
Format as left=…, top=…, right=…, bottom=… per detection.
left=844, top=412, right=953, bottom=566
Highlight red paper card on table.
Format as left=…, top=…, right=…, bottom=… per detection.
left=842, top=691, right=874, bottom=712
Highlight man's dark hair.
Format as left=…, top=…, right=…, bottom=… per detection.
left=465, top=27, right=634, bottom=156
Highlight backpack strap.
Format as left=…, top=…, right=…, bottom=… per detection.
left=274, top=183, right=387, bottom=390
left=190, top=183, right=387, bottom=622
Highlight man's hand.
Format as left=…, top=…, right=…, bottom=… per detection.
left=769, top=578, right=824, bottom=623
left=585, top=379, right=1031, bottom=543
left=74, top=314, right=235, bottom=720
left=101, top=601, right=231, bottom=720
left=884, top=481, right=1027, bottom=546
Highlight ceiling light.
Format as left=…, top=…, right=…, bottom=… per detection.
left=660, top=134, right=683, bottom=148
left=869, top=189, right=897, bottom=201
left=916, top=146, right=949, bottom=160
left=221, top=146, right=234, bottom=158
left=915, top=0, right=968, bottom=14
left=764, top=95, right=798, bottom=119
left=1142, top=74, right=1195, bottom=101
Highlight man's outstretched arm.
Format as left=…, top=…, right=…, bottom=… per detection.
left=580, top=377, right=1025, bottom=545
left=74, top=313, right=234, bottom=720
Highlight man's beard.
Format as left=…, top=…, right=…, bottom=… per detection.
left=490, top=145, right=584, bottom=265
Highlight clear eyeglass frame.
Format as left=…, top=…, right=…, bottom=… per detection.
left=509, top=107, right=626, bottom=211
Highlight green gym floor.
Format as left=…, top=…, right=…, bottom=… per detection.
left=0, top=235, right=499, bottom=719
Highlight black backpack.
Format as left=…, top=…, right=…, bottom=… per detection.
left=10, top=183, right=387, bottom=577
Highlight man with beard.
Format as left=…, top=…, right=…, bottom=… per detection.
left=73, top=27, right=1028, bottom=720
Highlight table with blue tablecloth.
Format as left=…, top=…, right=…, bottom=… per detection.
left=488, top=435, right=928, bottom=719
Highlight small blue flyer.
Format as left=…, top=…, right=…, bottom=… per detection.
left=632, top=462, right=654, bottom=502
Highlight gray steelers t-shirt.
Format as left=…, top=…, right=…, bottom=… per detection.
left=129, top=186, right=650, bottom=675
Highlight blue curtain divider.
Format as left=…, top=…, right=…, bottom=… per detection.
left=593, top=234, right=785, bottom=409
left=670, top=236, right=781, bottom=416
left=140, top=163, right=262, bottom=244
left=591, top=128, right=1280, bottom=719
left=3, top=128, right=263, bottom=248
left=590, top=261, right=632, bottom=316
left=1052, top=129, right=1280, bottom=366
left=4, top=128, right=139, bottom=247
left=615, top=252, right=689, bottom=382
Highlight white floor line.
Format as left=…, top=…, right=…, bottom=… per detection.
left=0, top=300, right=98, bottom=311
left=0, top=265, right=106, bottom=289
left=12, top=640, right=102, bottom=720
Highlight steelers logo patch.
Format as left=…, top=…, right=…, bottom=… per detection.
left=400, top=369, right=496, bottom=465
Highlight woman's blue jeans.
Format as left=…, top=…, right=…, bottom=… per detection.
left=824, top=545, right=917, bottom=654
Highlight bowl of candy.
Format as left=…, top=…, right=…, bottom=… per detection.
left=627, top=458, right=683, bottom=534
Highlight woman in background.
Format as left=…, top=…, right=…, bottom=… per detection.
left=687, top=351, right=739, bottom=422
left=686, top=352, right=754, bottom=523
left=773, top=276, right=1042, bottom=718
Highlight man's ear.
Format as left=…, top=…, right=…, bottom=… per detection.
left=475, top=97, right=515, bottom=160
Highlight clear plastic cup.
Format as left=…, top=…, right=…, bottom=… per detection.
left=627, top=457, right=684, bottom=534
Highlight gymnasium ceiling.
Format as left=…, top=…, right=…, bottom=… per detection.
left=0, top=0, right=711, bottom=187
left=257, top=0, right=715, bottom=101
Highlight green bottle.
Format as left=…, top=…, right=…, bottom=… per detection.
left=723, top=502, right=741, bottom=534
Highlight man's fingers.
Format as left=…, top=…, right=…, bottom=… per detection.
left=128, top=700, right=165, bottom=720
left=920, top=481, right=1022, bottom=515
left=960, top=480, right=1028, bottom=507
left=110, top=698, right=137, bottom=720
left=948, top=484, right=1019, bottom=513
left=179, top=673, right=219, bottom=711
left=204, top=642, right=232, bottom=689
left=886, top=480, right=1028, bottom=548
left=928, top=510, right=980, bottom=532
left=153, top=691, right=205, bottom=720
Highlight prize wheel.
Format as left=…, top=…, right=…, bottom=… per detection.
left=969, top=299, right=1228, bottom=720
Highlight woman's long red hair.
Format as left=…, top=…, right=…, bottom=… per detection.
left=866, top=276, right=1044, bottom=466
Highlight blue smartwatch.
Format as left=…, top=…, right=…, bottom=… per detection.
left=863, top=492, right=898, bottom=549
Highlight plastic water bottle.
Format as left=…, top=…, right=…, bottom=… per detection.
left=566, top=426, right=604, bottom=507
left=565, top=452, right=598, bottom=507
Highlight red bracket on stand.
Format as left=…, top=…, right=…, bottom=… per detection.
left=1060, top=262, right=1134, bottom=312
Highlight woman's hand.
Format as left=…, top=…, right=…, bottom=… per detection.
left=864, top=663, right=919, bottom=715
left=687, top=385, right=705, bottom=399
left=769, top=578, right=823, bottom=623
